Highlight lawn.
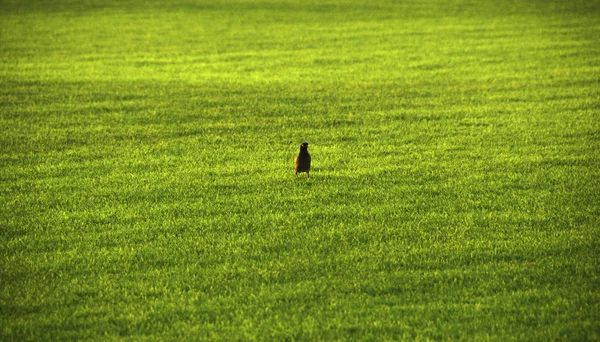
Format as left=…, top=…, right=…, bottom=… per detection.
left=1, top=0, right=599, bottom=340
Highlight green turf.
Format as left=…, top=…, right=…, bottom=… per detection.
left=1, top=0, right=599, bottom=340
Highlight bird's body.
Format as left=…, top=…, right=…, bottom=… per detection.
left=295, top=142, right=311, bottom=179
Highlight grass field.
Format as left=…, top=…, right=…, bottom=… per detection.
left=1, top=0, right=600, bottom=340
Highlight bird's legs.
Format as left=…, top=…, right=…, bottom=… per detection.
left=295, top=171, right=309, bottom=179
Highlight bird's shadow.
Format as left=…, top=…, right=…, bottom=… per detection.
left=293, top=177, right=313, bottom=185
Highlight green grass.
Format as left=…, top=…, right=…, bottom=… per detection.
left=1, top=0, right=599, bottom=340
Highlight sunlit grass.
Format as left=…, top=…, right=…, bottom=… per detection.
left=1, top=0, right=599, bottom=340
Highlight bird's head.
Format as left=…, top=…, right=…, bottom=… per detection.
left=300, top=142, right=309, bottom=150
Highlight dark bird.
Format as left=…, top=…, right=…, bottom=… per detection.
left=295, top=142, right=311, bottom=179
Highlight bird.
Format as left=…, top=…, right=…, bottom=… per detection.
left=295, top=142, right=311, bottom=179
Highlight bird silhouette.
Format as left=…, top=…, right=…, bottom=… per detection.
left=295, top=142, right=311, bottom=179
